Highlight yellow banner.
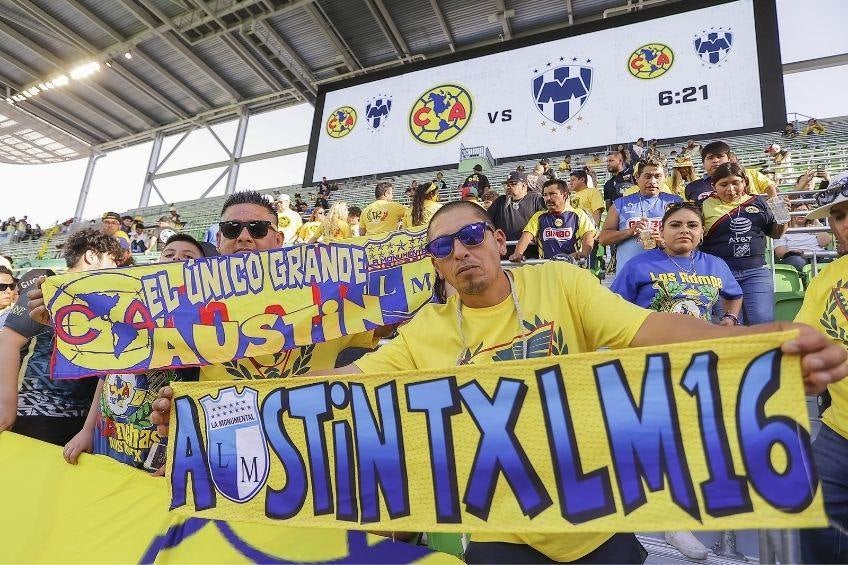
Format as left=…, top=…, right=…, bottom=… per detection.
left=42, top=231, right=434, bottom=379
left=168, top=331, right=825, bottom=532
left=0, top=433, right=453, bottom=563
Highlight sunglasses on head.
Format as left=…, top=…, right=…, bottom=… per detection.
left=219, top=220, right=276, bottom=240
left=666, top=202, right=702, bottom=212
left=425, top=221, right=494, bottom=259
left=815, top=180, right=848, bottom=207
left=0, top=283, right=15, bottom=291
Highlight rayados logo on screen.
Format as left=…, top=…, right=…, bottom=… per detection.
left=408, top=84, right=472, bottom=145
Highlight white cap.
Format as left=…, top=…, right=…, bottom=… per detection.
left=807, top=171, right=848, bottom=220
left=277, top=194, right=291, bottom=202
left=765, top=143, right=781, bottom=153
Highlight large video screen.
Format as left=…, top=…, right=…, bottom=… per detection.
left=304, top=0, right=783, bottom=183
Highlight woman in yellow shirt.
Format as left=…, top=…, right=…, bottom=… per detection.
left=296, top=208, right=324, bottom=242
left=403, top=181, right=442, bottom=229
left=316, top=201, right=352, bottom=241
left=666, top=156, right=697, bottom=198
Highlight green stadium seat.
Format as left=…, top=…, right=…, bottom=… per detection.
left=425, top=533, right=464, bottom=559
left=802, top=263, right=813, bottom=287
left=774, top=292, right=804, bottom=322
left=772, top=264, right=803, bottom=294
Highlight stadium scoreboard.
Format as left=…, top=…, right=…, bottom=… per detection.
left=304, top=0, right=783, bottom=184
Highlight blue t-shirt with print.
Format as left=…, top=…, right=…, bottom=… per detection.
left=610, top=248, right=743, bottom=321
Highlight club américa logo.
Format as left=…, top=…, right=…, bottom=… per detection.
left=408, top=84, right=472, bottom=145
left=326, top=106, right=357, bottom=139
left=627, top=43, right=674, bottom=79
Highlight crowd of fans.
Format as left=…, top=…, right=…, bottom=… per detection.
left=2, top=117, right=848, bottom=564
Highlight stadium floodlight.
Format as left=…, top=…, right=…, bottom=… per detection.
left=50, top=75, right=69, bottom=87
left=23, top=90, right=33, bottom=98
left=5, top=98, right=12, bottom=105
left=70, top=61, right=101, bottom=79
left=123, top=50, right=133, bottom=60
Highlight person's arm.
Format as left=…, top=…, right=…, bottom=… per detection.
left=773, top=244, right=789, bottom=259
left=592, top=209, right=602, bottom=227
left=816, top=231, right=832, bottom=248
left=509, top=232, right=534, bottom=262
left=63, top=379, right=103, bottom=464
left=577, top=230, right=595, bottom=259
left=769, top=222, right=788, bottom=239
left=764, top=182, right=778, bottom=198
left=718, top=298, right=743, bottom=326
left=0, top=328, right=26, bottom=432
left=599, top=205, right=639, bottom=246
left=630, top=313, right=846, bottom=394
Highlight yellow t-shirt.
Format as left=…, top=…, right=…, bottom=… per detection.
left=277, top=209, right=303, bottom=244
left=665, top=176, right=688, bottom=198
left=296, top=221, right=322, bottom=242
left=403, top=200, right=442, bottom=229
left=354, top=262, right=651, bottom=561
left=201, top=332, right=376, bottom=381
left=361, top=200, right=408, bottom=234
left=794, top=255, right=848, bottom=439
left=570, top=188, right=605, bottom=216
left=326, top=220, right=352, bottom=240
left=745, top=168, right=773, bottom=195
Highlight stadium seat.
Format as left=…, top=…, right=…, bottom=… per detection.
left=774, top=292, right=804, bottom=322
left=772, top=264, right=804, bottom=294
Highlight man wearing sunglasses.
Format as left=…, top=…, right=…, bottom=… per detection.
left=149, top=198, right=848, bottom=563
left=198, top=191, right=383, bottom=395
left=796, top=172, right=848, bottom=563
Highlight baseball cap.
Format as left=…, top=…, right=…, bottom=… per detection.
left=765, top=143, right=781, bottom=153
left=277, top=193, right=291, bottom=202
left=473, top=164, right=483, bottom=171
left=673, top=156, right=695, bottom=168
left=102, top=211, right=121, bottom=222
left=807, top=171, right=848, bottom=220
left=503, top=171, right=527, bottom=184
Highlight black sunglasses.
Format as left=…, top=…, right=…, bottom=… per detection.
left=425, top=221, right=494, bottom=259
left=815, top=179, right=848, bottom=208
left=219, top=220, right=276, bottom=240
left=0, top=283, right=15, bottom=291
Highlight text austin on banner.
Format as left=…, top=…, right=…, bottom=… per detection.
left=168, top=332, right=825, bottom=532
left=42, top=231, right=435, bottom=379
left=0, top=433, right=450, bottom=564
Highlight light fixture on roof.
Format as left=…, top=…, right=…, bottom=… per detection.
left=123, top=50, right=133, bottom=60
left=70, top=61, right=100, bottom=79
left=5, top=98, right=12, bottom=105
left=50, top=74, right=69, bottom=87
left=105, top=61, right=112, bottom=68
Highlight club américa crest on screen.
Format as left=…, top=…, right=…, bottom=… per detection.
left=365, top=95, right=392, bottom=131
left=531, top=57, right=592, bottom=133
left=408, top=84, right=473, bottom=145
left=694, top=27, right=733, bottom=66
left=326, top=106, right=357, bottom=139
left=627, top=43, right=674, bottom=79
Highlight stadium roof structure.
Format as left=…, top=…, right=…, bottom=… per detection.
left=0, top=0, right=683, bottom=164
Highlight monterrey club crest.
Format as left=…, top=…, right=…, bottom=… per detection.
left=200, top=386, right=269, bottom=503
left=694, top=28, right=733, bottom=65
left=365, top=95, right=392, bottom=131
left=532, top=59, right=592, bottom=125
